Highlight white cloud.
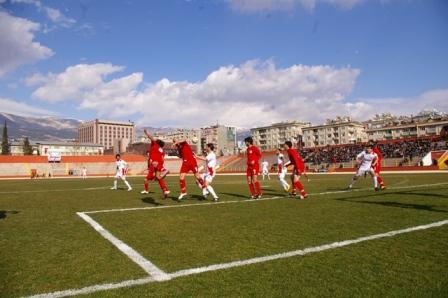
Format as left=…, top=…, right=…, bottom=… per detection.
left=31, top=63, right=125, bottom=102
left=29, top=60, right=448, bottom=128
left=357, top=89, right=448, bottom=118
left=0, top=11, right=53, bottom=77
left=43, top=7, right=76, bottom=28
left=11, top=0, right=76, bottom=28
left=30, top=60, right=365, bottom=127
left=0, top=97, right=57, bottom=117
left=227, top=0, right=365, bottom=13
left=11, top=0, right=41, bottom=7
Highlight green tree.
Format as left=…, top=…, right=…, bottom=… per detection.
left=1, top=120, right=10, bottom=155
left=23, top=137, right=34, bottom=155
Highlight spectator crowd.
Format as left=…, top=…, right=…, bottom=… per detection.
left=300, top=139, right=448, bottom=166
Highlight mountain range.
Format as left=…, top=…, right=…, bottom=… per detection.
left=0, top=112, right=251, bottom=142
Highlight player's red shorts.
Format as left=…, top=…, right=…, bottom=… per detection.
left=180, top=159, right=198, bottom=174
left=246, top=164, right=260, bottom=177
left=291, top=167, right=302, bottom=176
left=150, top=159, right=164, bottom=172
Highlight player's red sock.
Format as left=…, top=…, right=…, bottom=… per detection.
left=248, top=183, right=255, bottom=196
left=144, top=180, right=149, bottom=191
left=295, top=180, right=306, bottom=194
left=157, top=178, right=168, bottom=192
left=254, top=181, right=261, bottom=195
left=180, top=179, right=187, bottom=193
left=377, top=176, right=384, bottom=186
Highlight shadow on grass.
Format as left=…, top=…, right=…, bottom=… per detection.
left=335, top=189, right=448, bottom=213
left=141, top=198, right=163, bottom=206
left=168, top=194, right=207, bottom=202
left=0, top=210, right=20, bottom=220
left=221, top=192, right=249, bottom=199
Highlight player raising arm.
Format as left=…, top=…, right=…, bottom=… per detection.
left=111, top=154, right=132, bottom=191
left=173, top=137, right=205, bottom=201
left=348, top=144, right=379, bottom=190
left=141, top=129, right=170, bottom=198
left=245, top=137, right=262, bottom=199
left=283, top=141, right=307, bottom=199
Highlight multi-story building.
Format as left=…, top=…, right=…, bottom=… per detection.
left=78, top=119, right=135, bottom=151
left=154, top=125, right=237, bottom=156
left=365, top=110, right=448, bottom=141
left=251, top=121, right=311, bottom=151
left=9, top=140, right=103, bottom=156
left=200, top=125, right=237, bottom=156
left=155, top=129, right=202, bottom=154
left=303, top=117, right=367, bottom=148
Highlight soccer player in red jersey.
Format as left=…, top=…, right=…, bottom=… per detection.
left=371, top=141, right=386, bottom=190
left=141, top=129, right=170, bottom=198
left=173, top=137, right=205, bottom=201
left=283, top=141, right=308, bottom=199
left=245, top=137, right=262, bottom=199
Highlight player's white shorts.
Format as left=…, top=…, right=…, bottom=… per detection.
left=115, top=172, right=127, bottom=180
left=278, top=169, right=287, bottom=180
left=262, top=168, right=269, bottom=174
left=201, top=173, right=215, bottom=183
left=355, top=167, right=374, bottom=177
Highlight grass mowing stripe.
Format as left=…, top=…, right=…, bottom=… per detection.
left=0, top=186, right=109, bottom=194
left=24, top=277, right=154, bottom=298
left=25, top=219, right=448, bottom=298
left=83, top=182, right=448, bottom=214
left=77, top=213, right=170, bottom=282
left=168, top=219, right=448, bottom=279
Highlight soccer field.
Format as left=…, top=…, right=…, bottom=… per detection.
left=1, top=173, right=448, bottom=297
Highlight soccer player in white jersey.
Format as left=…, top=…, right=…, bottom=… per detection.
left=348, top=145, right=379, bottom=190
left=81, top=166, right=87, bottom=179
left=276, top=149, right=290, bottom=191
left=197, top=143, right=219, bottom=202
left=261, top=160, right=270, bottom=180
left=111, top=154, right=132, bottom=191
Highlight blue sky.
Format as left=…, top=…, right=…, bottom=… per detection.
left=0, top=0, right=447, bottom=128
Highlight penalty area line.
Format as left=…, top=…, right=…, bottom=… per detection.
left=76, top=212, right=170, bottom=282
left=25, top=219, right=448, bottom=298
left=83, top=182, right=448, bottom=214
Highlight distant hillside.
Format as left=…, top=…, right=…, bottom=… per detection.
left=0, top=112, right=251, bottom=142
left=0, top=112, right=174, bottom=142
left=0, top=112, right=81, bottom=141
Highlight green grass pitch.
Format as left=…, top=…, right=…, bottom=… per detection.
left=1, top=173, right=447, bottom=297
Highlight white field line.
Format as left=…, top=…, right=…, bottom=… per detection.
left=83, top=182, right=448, bottom=214
left=2, top=169, right=447, bottom=181
left=25, top=219, right=448, bottom=298
left=26, top=277, right=154, bottom=298
left=76, top=212, right=170, bottom=282
left=0, top=186, right=109, bottom=194
left=169, top=219, right=448, bottom=279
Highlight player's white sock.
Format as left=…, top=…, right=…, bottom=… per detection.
left=113, top=180, right=117, bottom=189
left=207, top=185, right=218, bottom=199
left=373, top=176, right=378, bottom=188
left=124, top=180, right=132, bottom=189
left=349, top=177, right=356, bottom=188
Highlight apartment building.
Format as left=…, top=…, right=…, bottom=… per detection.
left=251, top=121, right=311, bottom=151
left=303, top=117, right=367, bottom=148
left=78, top=119, right=135, bottom=151
left=365, top=110, right=448, bottom=141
